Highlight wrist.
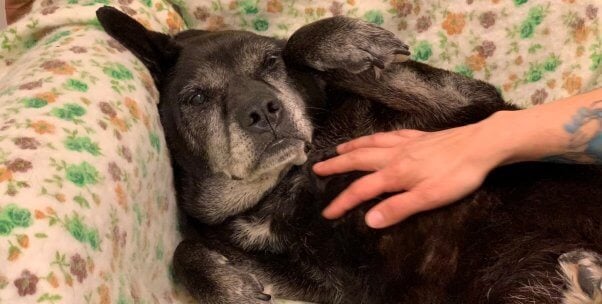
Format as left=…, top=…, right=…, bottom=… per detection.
left=481, top=109, right=566, bottom=165
left=456, top=113, right=515, bottom=172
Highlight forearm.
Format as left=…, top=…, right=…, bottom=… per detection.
left=484, top=88, right=602, bottom=165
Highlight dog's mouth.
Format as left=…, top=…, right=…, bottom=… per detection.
left=251, top=137, right=308, bottom=177
left=263, top=138, right=303, bottom=156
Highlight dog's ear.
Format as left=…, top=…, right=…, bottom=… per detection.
left=96, top=6, right=180, bottom=84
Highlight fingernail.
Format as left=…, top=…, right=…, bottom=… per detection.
left=312, top=163, right=322, bottom=172
left=321, top=208, right=335, bottom=219
left=336, top=144, right=346, bottom=152
left=366, top=210, right=385, bottom=228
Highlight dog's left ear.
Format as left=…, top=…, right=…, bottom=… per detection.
left=96, top=6, right=180, bottom=84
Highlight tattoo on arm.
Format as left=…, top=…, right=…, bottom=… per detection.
left=545, top=100, right=602, bottom=164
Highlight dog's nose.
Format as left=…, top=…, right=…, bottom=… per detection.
left=238, top=99, right=282, bottom=133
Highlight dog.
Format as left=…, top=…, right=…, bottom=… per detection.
left=97, top=6, right=602, bottom=304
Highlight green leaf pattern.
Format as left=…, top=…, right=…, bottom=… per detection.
left=181, top=0, right=602, bottom=106
left=0, top=0, right=188, bottom=303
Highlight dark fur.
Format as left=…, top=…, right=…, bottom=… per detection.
left=97, top=7, right=602, bottom=304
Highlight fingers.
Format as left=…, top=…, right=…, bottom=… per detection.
left=364, top=189, right=440, bottom=229
left=313, top=148, right=392, bottom=176
left=337, top=130, right=423, bottom=154
left=322, top=171, right=391, bottom=219
left=364, top=170, right=486, bottom=228
left=314, top=130, right=425, bottom=177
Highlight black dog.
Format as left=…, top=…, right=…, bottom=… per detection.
left=97, top=7, right=602, bottom=304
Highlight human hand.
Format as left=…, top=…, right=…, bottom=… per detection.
left=313, top=121, right=509, bottom=229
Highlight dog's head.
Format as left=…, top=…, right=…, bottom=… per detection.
left=97, top=7, right=312, bottom=224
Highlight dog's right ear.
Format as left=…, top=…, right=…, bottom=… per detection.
left=96, top=6, right=180, bottom=84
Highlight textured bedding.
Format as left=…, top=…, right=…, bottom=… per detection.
left=0, top=0, right=195, bottom=303
left=0, top=0, right=600, bottom=304
left=176, top=0, right=602, bottom=108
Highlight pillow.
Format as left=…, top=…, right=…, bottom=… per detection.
left=168, top=0, right=602, bottom=108
left=0, top=1, right=192, bottom=303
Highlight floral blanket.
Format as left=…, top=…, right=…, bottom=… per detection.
left=0, top=0, right=601, bottom=304
left=176, top=0, right=602, bottom=108
left=0, top=0, right=195, bottom=303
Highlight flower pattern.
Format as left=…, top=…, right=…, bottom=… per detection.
left=0, top=0, right=194, bottom=303
left=13, top=270, right=39, bottom=297
left=69, top=254, right=87, bottom=283
left=177, top=0, right=602, bottom=107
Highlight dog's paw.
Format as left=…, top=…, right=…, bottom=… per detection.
left=558, top=250, right=602, bottom=303
left=217, top=266, right=274, bottom=304
left=173, top=241, right=274, bottom=304
left=303, top=16, right=410, bottom=74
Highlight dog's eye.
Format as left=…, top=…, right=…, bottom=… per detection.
left=190, top=93, right=207, bottom=105
left=265, top=55, right=280, bottom=68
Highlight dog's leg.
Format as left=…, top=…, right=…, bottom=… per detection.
left=559, top=250, right=602, bottom=304
left=283, top=16, right=410, bottom=75
left=481, top=250, right=602, bottom=304
left=173, top=240, right=274, bottom=304
left=284, top=17, right=515, bottom=129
